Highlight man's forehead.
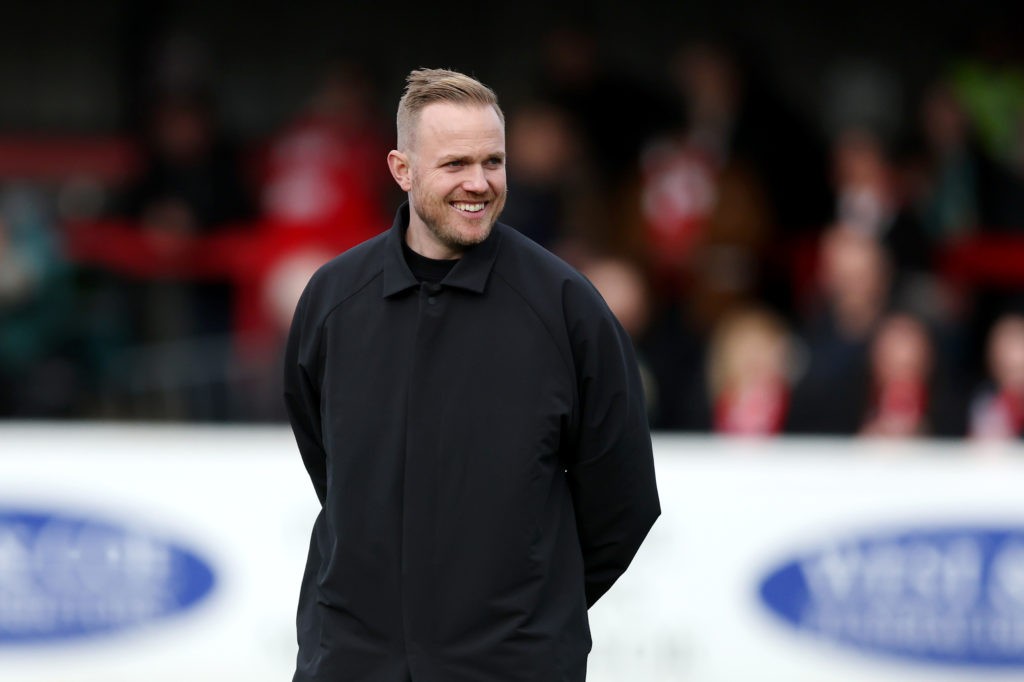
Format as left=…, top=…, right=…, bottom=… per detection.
left=417, top=102, right=504, bottom=141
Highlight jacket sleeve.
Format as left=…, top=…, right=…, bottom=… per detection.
left=283, top=280, right=328, bottom=506
left=563, top=278, right=661, bottom=608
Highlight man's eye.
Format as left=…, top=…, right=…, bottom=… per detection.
left=485, top=158, right=504, bottom=167
left=447, top=160, right=464, bottom=167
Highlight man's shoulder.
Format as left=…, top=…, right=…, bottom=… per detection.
left=493, top=223, right=604, bottom=311
left=301, top=230, right=389, bottom=309
left=494, top=223, right=586, bottom=286
left=314, top=229, right=390, bottom=284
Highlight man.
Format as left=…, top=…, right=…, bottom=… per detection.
left=284, top=68, right=660, bottom=682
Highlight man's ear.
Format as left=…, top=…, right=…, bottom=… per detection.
left=387, top=150, right=413, bottom=192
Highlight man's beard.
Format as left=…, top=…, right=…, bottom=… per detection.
left=409, top=181, right=506, bottom=253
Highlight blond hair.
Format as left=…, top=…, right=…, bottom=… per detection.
left=707, top=307, right=791, bottom=399
left=396, top=68, right=504, bottom=152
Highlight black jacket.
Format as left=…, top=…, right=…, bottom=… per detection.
left=284, top=205, right=660, bottom=682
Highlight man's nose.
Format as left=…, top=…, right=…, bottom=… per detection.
left=461, top=164, right=488, bottom=193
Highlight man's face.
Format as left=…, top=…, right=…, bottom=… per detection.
left=397, top=102, right=507, bottom=257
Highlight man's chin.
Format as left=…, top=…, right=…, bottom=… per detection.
left=444, top=230, right=490, bottom=251
left=433, top=218, right=495, bottom=249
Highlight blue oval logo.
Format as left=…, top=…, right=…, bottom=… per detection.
left=0, top=509, right=216, bottom=644
left=759, top=526, right=1024, bottom=667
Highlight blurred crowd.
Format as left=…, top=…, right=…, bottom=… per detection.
left=2, top=29, right=1024, bottom=440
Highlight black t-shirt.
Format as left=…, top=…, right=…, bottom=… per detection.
left=401, top=241, right=458, bottom=283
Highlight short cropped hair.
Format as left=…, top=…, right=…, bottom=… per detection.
left=396, top=68, right=505, bottom=152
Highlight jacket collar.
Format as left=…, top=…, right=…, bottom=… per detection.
left=381, top=202, right=502, bottom=298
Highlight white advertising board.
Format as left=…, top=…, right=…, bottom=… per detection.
left=587, top=436, right=1024, bottom=682
left=0, top=424, right=1023, bottom=682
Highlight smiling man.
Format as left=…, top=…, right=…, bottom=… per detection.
left=284, top=68, right=660, bottom=682
left=390, top=90, right=507, bottom=257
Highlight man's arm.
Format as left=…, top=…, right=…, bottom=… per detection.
left=283, top=283, right=328, bottom=506
left=564, top=278, right=661, bottom=608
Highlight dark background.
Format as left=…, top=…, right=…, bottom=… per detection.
left=3, top=0, right=1018, bottom=139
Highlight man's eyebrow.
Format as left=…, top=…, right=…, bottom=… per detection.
left=437, top=152, right=506, bottom=164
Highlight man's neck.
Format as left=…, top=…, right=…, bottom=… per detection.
left=405, top=218, right=463, bottom=261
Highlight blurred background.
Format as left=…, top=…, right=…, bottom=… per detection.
left=2, top=0, right=1024, bottom=434
left=4, top=3, right=1024, bottom=681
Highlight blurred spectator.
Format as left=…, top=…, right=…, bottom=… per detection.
left=950, top=48, right=1024, bottom=174
left=638, top=298, right=711, bottom=431
left=502, top=102, right=590, bottom=250
left=917, top=80, right=1024, bottom=240
left=628, top=42, right=795, bottom=331
left=579, top=256, right=651, bottom=339
left=970, top=313, right=1024, bottom=438
left=825, top=125, right=952, bottom=331
left=860, top=314, right=933, bottom=437
left=829, top=126, right=930, bottom=277
left=816, top=226, right=892, bottom=341
left=707, top=307, right=793, bottom=436
left=0, top=188, right=77, bottom=416
left=633, top=135, right=717, bottom=283
left=787, top=227, right=890, bottom=434
left=860, top=311, right=962, bottom=436
left=669, top=40, right=831, bottom=237
left=538, top=26, right=679, bottom=189
left=656, top=40, right=831, bottom=326
left=604, top=42, right=786, bottom=433
left=121, top=88, right=254, bottom=232
left=578, top=256, right=658, bottom=415
left=260, top=62, right=388, bottom=242
left=684, top=161, right=773, bottom=332
left=111, top=87, right=255, bottom=419
left=915, top=79, right=1024, bottom=385
left=232, top=63, right=391, bottom=420
left=534, top=26, right=680, bottom=259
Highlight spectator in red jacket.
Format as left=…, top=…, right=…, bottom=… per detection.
left=970, top=313, right=1024, bottom=438
left=707, top=306, right=793, bottom=436
left=860, top=313, right=934, bottom=437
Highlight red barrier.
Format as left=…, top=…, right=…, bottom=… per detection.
left=0, top=136, right=140, bottom=183
left=939, top=235, right=1024, bottom=287
left=64, top=218, right=383, bottom=347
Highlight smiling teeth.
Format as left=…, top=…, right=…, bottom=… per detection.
left=452, top=202, right=485, bottom=212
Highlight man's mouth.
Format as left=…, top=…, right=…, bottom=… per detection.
left=450, top=201, right=487, bottom=214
